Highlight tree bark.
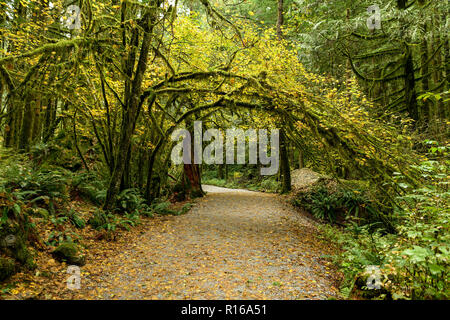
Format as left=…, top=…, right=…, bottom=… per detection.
left=280, top=128, right=291, bottom=193
left=277, top=0, right=291, bottom=193
left=397, top=0, right=418, bottom=122
left=104, top=9, right=156, bottom=210
left=218, top=164, right=224, bottom=179
left=298, top=149, right=304, bottom=169
left=182, top=116, right=204, bottom=198
left=276, top=0, right=284, bottom=40
left=19, top=99, right=33, bottom=151
left=420, top=20, right=430, bottom=125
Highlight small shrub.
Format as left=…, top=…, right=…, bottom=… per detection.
left=66, top=209, right=85, bottom=229
left=293, top=182, right=375, bottom=224
left=88, top=209, right=108, bottom=230
left=151, top=202, right=177, bottom=215
left=320, top=145, right=450, bottom=300
left=46, top=230, right=81, bottom=247
left=178, top=203, right=193, bottom=215
left=116, top=189, right=149, bottom=214
left=71, top=172, right=106, bottom=205
left=260, top=178, right=280, bottom=192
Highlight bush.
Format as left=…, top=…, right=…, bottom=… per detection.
left=293, top=182, right=376, bottom=223
left=202, top=175, right=280, bottom=193
left=321, top=145, right=449, bottom=300
left=148, top=201, right=193, bottom=216
left=202, top=178, right=226, bottom=187
left=382, top=159, right=449, bottom=299
left=88, top=209, right=108, bottom=230
left=45, top=230, right=81, bottom=247
left=320, top=223, right=395, bottom=299
left=171, top=183, right=187, bottom=201
left=2, top=161, right=72, bottom=214
left=260, top=178, right=280, bottom=192
left=116, top=188, right=150, bottom=215
left=30, top=141, right=83, bottom=171
left=66, top=209, right=85, bottom=229
left=151, top=202, right=177, bottom=215
left=71, top=171, right=106, bottom=205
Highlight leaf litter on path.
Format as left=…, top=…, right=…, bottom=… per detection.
left=2, top=185, right=340, bottom=300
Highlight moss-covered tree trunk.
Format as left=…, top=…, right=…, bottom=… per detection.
left=280, top=128, right=291, bottom=193
left=432, top=12, right=445, bottom=120
left=276, top=0, right=291, bottom=194
left=42, top=99, right=57, bottom=143
left=104, top=8, right=156, bottom=210
left=397, top=0, right=418, bottom=122
left=18, top=99, right=34, bottom=151
left=144, top=140, right=163, bottom=203
left=218, top=164, right=224, bottom=179
left=3, top=101, right=16, bottom=148
left=32, top=96, right=42, bottom=143
left=298, top=149, right=304, bottom=169
left=276, top=0, right=284, bottom=39
left=420, top=20, right=430, bottom=125
left=444, top=20, right=450, bottom=122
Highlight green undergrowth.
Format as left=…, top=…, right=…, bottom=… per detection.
left=292, top=180, right=378, bottom=225
left=202, top=170, right=280, bottom=193
left=0, top=146, right=195, bottom=283
left=317, top=141, right=449, bottom=300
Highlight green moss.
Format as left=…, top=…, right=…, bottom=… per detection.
left=52, top=242, right=85, bottom=266
left=0, top=202, right=36, bottom=271
left=0, top=257, right=16, bottom=281
left=14, top=243, right=35, bottom=270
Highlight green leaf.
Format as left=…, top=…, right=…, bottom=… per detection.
left=13, top=203, right=21, bottom=214
left=428, top=264, right=444, bottom=275
left=402, top=246, right=431, bottom=263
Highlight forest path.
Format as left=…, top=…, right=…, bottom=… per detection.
left=75, top=185, right=338, bottom=299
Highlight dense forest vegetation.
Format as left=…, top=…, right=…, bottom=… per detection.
left=0, top=0, right=448, bottom=300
